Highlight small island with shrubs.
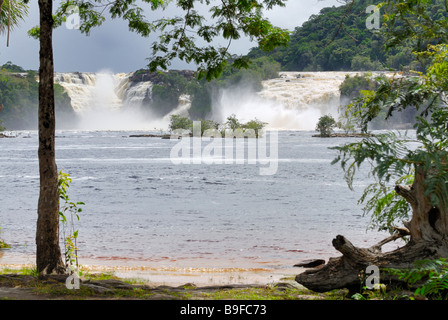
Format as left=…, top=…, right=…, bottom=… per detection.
left=313, top=114, right=374, bottom=138
left=131, top=114, right=268, bottom=139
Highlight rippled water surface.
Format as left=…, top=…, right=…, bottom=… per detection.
left=0, top=130, right=396, bottom=269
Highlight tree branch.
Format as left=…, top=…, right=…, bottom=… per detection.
left=395, top=184, right=417, bottom=207
left=325, top=0, right=355, bottom=47
left=332, top=235, right=375, bottom=263
left=369, top=227, right=410, bottom=253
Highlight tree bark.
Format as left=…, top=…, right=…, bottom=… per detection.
left=395, top=165, right=448, bottom=241
left=296, top=165, right=448, bottom=292
left=36, top=0, right=64, bottom=275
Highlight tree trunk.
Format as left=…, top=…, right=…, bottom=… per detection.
left=296, top=165, right=448, bottom=292
left=35, top=0, right=64, bottom=275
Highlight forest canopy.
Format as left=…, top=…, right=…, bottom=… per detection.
left=0, top=62, right=75, bottom=130
left=248, top=0, right=448, bottom=72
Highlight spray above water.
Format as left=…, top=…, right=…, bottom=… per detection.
left=55, top=70, right=169, bottom=131
left=211, top=72, right=362, bottom=130
left=55, top=70, right=363, bottom=131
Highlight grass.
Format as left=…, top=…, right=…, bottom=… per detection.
left=198, top=286, right=339, bottom=300
left=0, top=265, right=427, bottom=300
left=0, top=239, right=10, bottom=249
left=0, top=266, right=348, bottom=300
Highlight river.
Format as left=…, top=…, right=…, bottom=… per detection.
left=0, top=129, right=401, bottom=276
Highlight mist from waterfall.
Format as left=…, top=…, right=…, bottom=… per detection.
left=210, top=72, right=362, bottom=130
left=55, top=70, right=171, bottom=131
left=55, top=70, right=362, bottom=131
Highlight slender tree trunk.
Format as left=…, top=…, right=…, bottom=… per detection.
left=36, top=0, right=64, bottom=275
left=295, top=164, right=448, bottom=292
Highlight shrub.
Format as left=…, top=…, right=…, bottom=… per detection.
left=316, top=114, right=337, bottom=137
left=168, top=114, right=193, bottom=133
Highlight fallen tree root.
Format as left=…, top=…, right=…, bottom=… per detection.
left=295, top=234, right=446, bottom=293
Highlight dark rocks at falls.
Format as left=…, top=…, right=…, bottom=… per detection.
left=128, top=69, right=196, bottom=85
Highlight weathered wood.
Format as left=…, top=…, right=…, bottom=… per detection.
left=295, top=236, right=446, bottom=292
left=370, top=227, right=410, bottom=253
left=296, top=160, right=448, bottom=293
left=294, top=259, right=326, bottom=268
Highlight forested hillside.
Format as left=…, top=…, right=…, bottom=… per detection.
left=0, top=62, right=76, bottom=130
left=248, top=0, right=447, bottom=72
left=0, top=57, right=280, bottom=129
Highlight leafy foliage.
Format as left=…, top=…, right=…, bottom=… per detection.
left=147, top=0, right=289, bottom=80
left=333, top=102, right=448, bottom=231
left=168, top=114, right=193, bottom=133
left=340, top=73, right=378, bottom=101
left=338, top=73, right=418, bottom=132
left=332, top=28, right=448, bottom=233
left=28, top=0, right=289, bottom=81
left=382, top=0, right=448, bottom=53
left=0, top=64, right=76, bottom=130
left=58, top=170, right=84, bottom=270
left=358, top=173, right=413, bottom=233
left=315, top=114, right=337, bottom=137
left=385, top=258, right=448, bottom=299
left=242, top=118, right=267, bottom=138
left=0, top=0, right=29, bottom=36
left=168, top=113, right=267, bottom=138
left=249, top=0, right=448, bottom=72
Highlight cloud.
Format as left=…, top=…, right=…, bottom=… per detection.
left=0, top=0, right=342, bottom=73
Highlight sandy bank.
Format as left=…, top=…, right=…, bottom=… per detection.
left=0, top=252, right=304, bottom=287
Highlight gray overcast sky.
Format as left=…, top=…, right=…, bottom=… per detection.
left=0, top=0, right=342, bottom=73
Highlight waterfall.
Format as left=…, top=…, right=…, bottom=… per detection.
left=121, top=80, right=153, bottom=108
left=54, top=71, right=169, bottom=131
left=55, top=70, right=372, bottom=131
left=212, top=71, right=364, bottom=130
left=54, top=72, right=128, bottom=113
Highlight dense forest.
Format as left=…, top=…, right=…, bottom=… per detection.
left=0, top=62, right=76, bottom=130
left=248, top=0, right=447, bottom=72
left=338, top=73, right=418, bottom=130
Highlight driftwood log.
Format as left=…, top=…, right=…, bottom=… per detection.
left=296, top=166, right=448, bottom=292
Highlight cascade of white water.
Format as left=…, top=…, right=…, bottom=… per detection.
left=162, top=94, right=192, bottom=122
left=212, top=71, right=364, bottom=130
left=54, top=72, right=127, bottom=113
left=54, top=71, right=181, bottom=130
left=54, top=73, right=96, bottom=112
left=260, top=72, right=356, bottom=110
left=55, top=70, right=378, bottom=130
left=122, top=81, right=153, bottom=107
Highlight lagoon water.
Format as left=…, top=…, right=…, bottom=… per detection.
left=0, top=130, right=400, bottom=273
